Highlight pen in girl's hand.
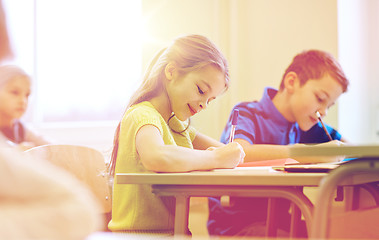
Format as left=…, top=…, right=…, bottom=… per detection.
left=316, top=111, right=333, bottom=141
left=228, top=109, right=239, bottom=143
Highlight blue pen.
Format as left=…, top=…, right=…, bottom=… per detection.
left=228, top=109, right=239, bottom=143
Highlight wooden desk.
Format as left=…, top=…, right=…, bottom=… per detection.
left=115, top=145, right=379, bottom=236
left=116, top=167, right=327, bottom=236
left=290, top=145, right=379, bottom=158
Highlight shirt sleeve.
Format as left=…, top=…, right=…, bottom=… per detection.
left=126, top=105, right=165, bottom=138
left=220, top=104, right=257, bottom=145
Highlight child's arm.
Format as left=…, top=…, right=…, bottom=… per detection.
left=136, top=125, right=244, bottom=172
left=235, top=138, right=291, bottom=162
left=192, top=132, right=224, bottom=150
left=235, top=138, right=344, bottom=164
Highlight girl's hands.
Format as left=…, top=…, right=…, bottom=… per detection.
left=207, top=142, right=245, bottom=169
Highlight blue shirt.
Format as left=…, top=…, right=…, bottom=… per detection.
left=220, top=87, right=341, bottom=145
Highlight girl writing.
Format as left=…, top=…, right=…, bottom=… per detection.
left=107, top=35, right=245, bottom=233
left=0, top=65, right=49, bottom=149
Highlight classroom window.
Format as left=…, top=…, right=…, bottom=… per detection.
left=3, top=0, right=142, bottom=124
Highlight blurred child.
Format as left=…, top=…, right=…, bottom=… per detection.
left=208, top=49, right=349, bottom=237
left=0, top=142, right=102, bottom=240
left=107, top=34, right=245, bottom=234
left=0, top=65, right=49, bottom=149
left=0, top=3, right=101, bottom=239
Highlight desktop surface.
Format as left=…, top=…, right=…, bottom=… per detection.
left=116, top=167, right=326, bottom=187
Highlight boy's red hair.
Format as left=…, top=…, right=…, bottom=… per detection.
left=279, top=50, right=349, bottom=92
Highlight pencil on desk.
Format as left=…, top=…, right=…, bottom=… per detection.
left=228, top=109, right=239, bottom=143
left=316, top=111, right=333, bottom=141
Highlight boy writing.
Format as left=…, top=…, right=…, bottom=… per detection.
left=208, top=49, right=349, bottom=237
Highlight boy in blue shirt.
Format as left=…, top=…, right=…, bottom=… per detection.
left=208, top=50, right=349, bottom=237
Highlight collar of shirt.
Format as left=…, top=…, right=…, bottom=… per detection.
left=261, top=87, right=299, bottom=143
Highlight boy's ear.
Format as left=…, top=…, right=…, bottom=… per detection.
left=164, top=62, right=176, bottom=80
left=283, top=71, right=299, bottom=94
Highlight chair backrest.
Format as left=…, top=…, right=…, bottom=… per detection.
left=310, top=158, right=379, bottom=239
left=25, top=144, right=112, bottom=213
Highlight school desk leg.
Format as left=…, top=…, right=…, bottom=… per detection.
left=290, top=202, right=301, bottom=237
left=174, top=195, right=190, bottom=235
left=266, top=198, right=278, bottom=237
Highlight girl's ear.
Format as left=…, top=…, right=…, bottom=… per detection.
left=283, top=71, right=299, bottom=94
left=164, top=62, right=176, bottom=81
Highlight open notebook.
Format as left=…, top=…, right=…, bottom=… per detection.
left=237, top=158, right=298, bottom=167
left=275, top=157, right=379, bottom=173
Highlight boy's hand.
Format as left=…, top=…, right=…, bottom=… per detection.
left=292, top=140, right=345, bottom=163
left=320, top=139, right=344, bottom=147
left=318, top=140, right=345, bottom=162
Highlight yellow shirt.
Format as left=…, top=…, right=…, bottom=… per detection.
left=108, top=101, right=197, bottom=232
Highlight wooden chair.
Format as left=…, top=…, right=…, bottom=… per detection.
left=310, top=158, right=379, bottom=239
left=25, top=144, right=112, bottom=230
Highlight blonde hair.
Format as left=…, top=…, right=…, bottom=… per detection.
left=128, top=34, right=229, bottom=108
left=108, top=34, right=229, bottom=176
left=0, top=65, right=30, bottom=88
